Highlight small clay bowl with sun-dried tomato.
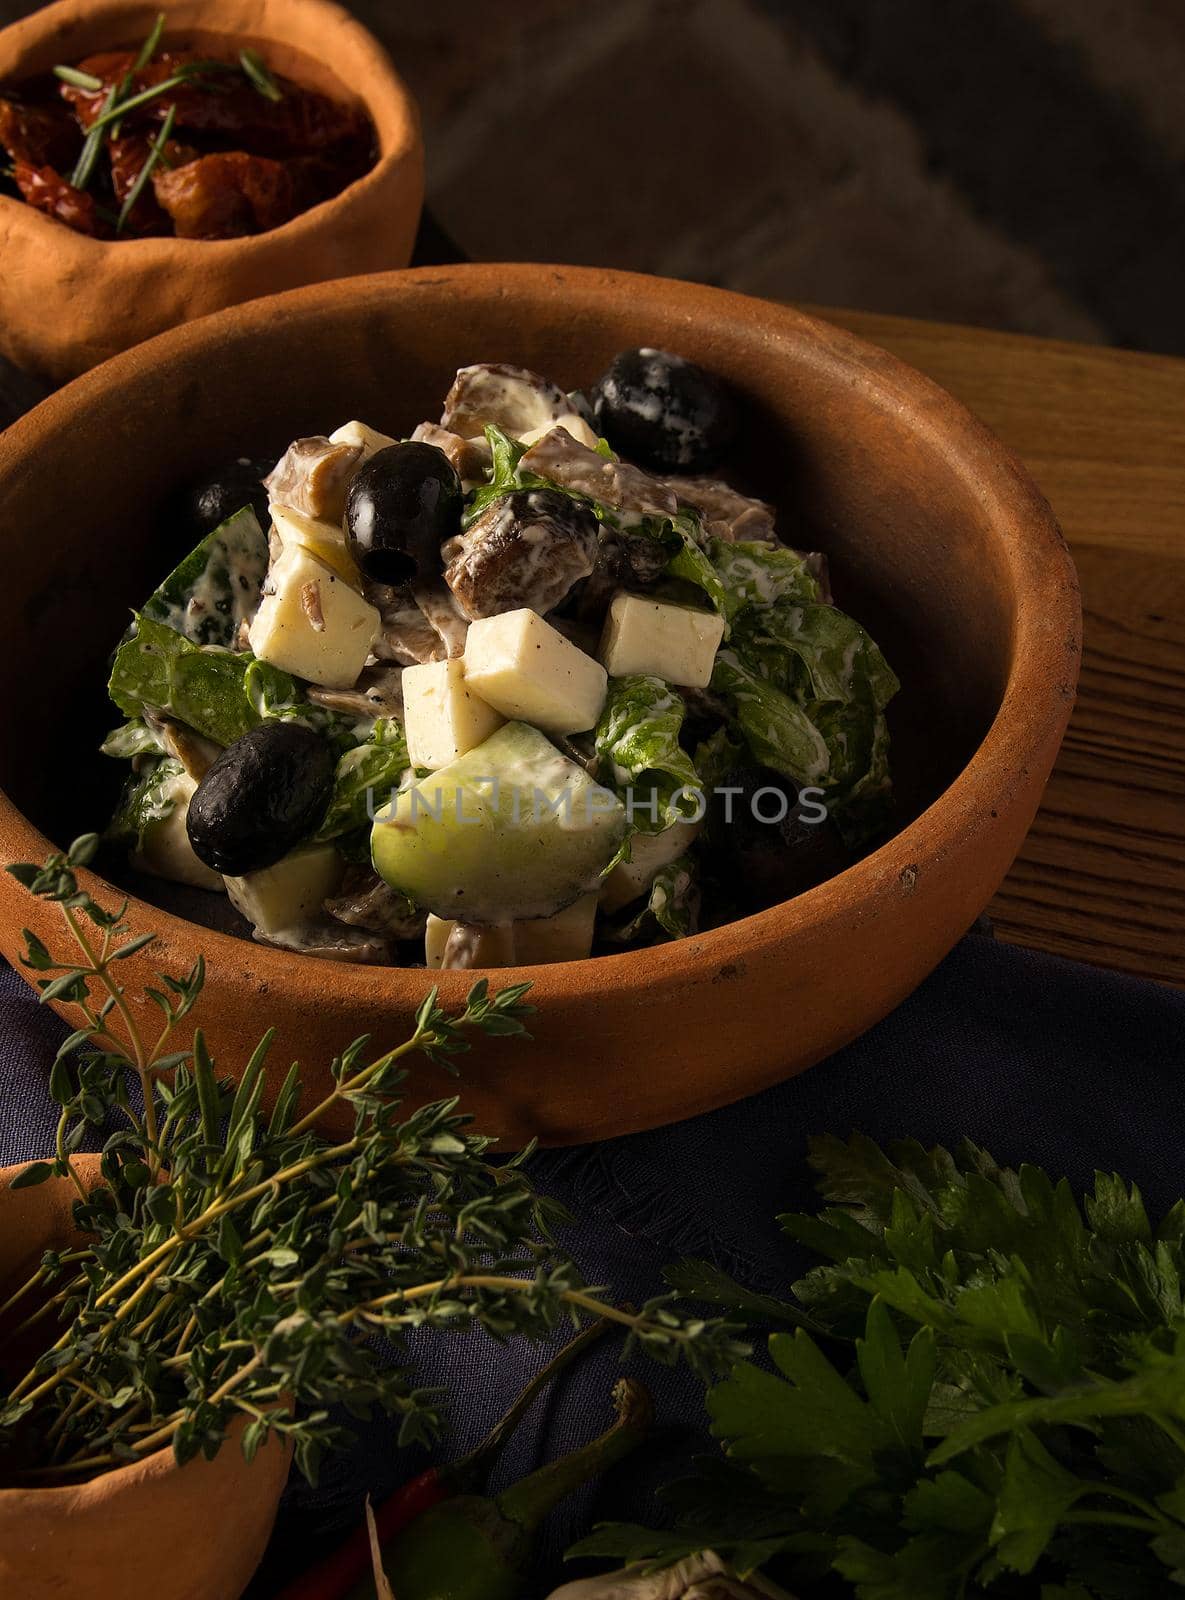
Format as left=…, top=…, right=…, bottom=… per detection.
left=0, top=0, right=422, bottom=383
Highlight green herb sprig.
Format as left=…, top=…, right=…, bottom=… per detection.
left=0, top=842, right=743, bottom=1487
left=576, top=1134, right=1185, bottom=1597
left=55, top=11, right=286, bottom=207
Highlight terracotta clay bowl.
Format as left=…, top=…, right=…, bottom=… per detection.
left=0, top=0, right=423, bottom=383
left=0, top=265, right=1081, bottom=1147
left=0, top=1158, right=292, bottom=1600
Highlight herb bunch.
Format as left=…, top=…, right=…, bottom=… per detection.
left=0, top=839, right=742, bottom=1486
left=577, top=1134, right=1185, bottom=1599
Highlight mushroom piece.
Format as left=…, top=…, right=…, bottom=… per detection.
left=410, top=421, right=492, bottom=483
left=265, top=435, right=362, bottom=523
left=254, top=921, right=392, bottom=964
left=440, top=363, right=571, bottom=441
left=362, top=584, right=449, bottom=666
left=661, top=474, right=776, bottom=543
left=412, top=581, right=471, bottom=658
left=325, top=866, right=426, bottom=941
left=146, top=713, right=222, bottom=781
left=308, top=664, right=406, bottom=720
left=444, top=489, right=599, bottom=620
left=519, top=427, right=677, bottom=520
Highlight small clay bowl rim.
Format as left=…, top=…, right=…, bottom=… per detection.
left=0, top=1155, right=176, bottom=1494
left=0, top=263, right=1082, bottom=1015
left=0, top=1156, right=293, bottom=1500
left=0, top=0, right=419, bottom=256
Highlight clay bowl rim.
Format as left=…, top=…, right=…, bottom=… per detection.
left=0, top=0, right=419, bottom=258
left=0, top=262, right=1082, bottom=1009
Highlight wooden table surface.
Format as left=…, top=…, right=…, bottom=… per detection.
left=816, top=308, right=1185, bottom=987
left=2, top=300, right=1181, bottom=987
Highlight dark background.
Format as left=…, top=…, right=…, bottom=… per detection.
left=3, top=0, right=1184, bottom=352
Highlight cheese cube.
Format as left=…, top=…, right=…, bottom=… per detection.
left=463, top=609, right=607, bottom=735
left=514, top=893, right=598, bottom=964
left=224, top=842, right=343, bottom=939
left=132, top=770, right=223, bottom=892
left=600, top=820, right=702, bottom=913
left=329, top=419, right=398, bottom=461
left=598, top=593, right=725, bottom=688
left=270, top=504, right=362, bottom=588
left=425, top=893, right=598, bottom=969
left=403, top=658, right=504, bottom=770
left=248, top=543, right=380, bottom=688
left=517, top=414, right=600, bottom=451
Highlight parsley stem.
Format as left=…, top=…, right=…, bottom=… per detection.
left=1061, top=1509, right=1163, bottom=1534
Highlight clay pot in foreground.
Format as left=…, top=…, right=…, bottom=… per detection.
left=0, top=264, right=1081, bottom=1147
left=0, top=1157, right=292, bottom=1600
left=0, top=0, right=423, bottom=382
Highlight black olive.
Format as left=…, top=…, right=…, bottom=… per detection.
left=708, top=766, right=850, bottom=913
left=173, top=458, right=273, bottom=540
left=345, top=441, right=463, bottom=586
left=187, top=721, right=335, bottom=877
left=592, top=348, right=737, bottom=474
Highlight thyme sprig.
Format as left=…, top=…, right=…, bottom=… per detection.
left=0, top=841, right=744, bottom=1486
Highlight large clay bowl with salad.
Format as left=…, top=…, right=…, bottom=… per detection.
left=0, top=264, right=1080, bottom=1146
left=0, top=0, right=422, bottom=383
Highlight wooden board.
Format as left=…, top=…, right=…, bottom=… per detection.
left=814, top=308, right=1185, bottom=986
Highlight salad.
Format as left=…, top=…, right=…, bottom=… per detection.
left=102, top=348, right=899, bottom=969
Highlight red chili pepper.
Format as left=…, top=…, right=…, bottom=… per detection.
left=275, top=1468, right=447, bottom=1600
left=274, top=1320, right=609, bottom=1600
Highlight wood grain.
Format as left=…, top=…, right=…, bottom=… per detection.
left=816, top=308, right=1185, bottom=986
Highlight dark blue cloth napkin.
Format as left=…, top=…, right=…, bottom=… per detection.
left=2, top=934, right=1183, bottom=1597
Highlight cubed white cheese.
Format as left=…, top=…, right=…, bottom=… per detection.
left=224, top=842, right=343, bottom=939
left=425, top=892, right=598, bottom=969
left=248, top=543, right=380, bottom=689
left=132, top=770, right=224, bottom=892
left=403, top=658, right=504, bottom=770
left=600, top=820, right=702, bottom=913
left=514, top=893, right=598, bottom=964
left=598, top=592, right=725, bottom=689
left=517, top=415, right=600, bottom=451
left=270, top=504, right=362, bottom=588
left=329, top=420, right=398, bottom=461
left=463, top=609, right=607, bottom=735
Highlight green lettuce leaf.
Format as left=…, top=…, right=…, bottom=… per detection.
left=708, top=599, right=899, bottom=848
left=594, top=674, right=703, bottom=833
left=141, top=506, right=268, bottom=647
left=710, top=648, right=832, bottom=789
left=675, top=536, right=823, bottom=624
left=106, top=756, right=186, bottom=849
left=313, top=719, right=411, bottom=841
left=109, top=615, right=364, bottom=755
left=735, top=600, right=898, bottom=712
left=612, top=853, right=700, bottom=941
left=109, top=616, right=262, bottom=748
left=100, top=719, right=167, bottom=760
